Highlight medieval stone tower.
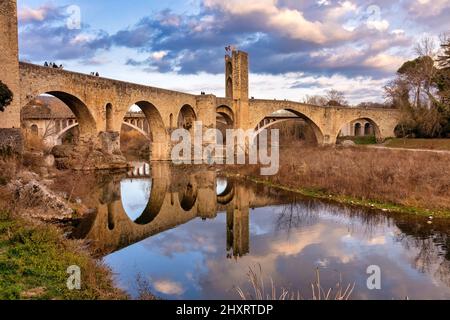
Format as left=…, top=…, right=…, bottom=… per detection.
left=0, top=0, right=20, bottom=129
left=225, top=50, right=249, bottom=128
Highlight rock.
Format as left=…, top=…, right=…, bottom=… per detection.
left=41, top=179, right=54, bottom=186
left=16, top=170, right=39, bottom=182
left=8, top=179, right=74, bottom=220
left=40, top=167, right=49, bottom=176
left=44, top=154, right=55, bottom=167
left=21, top=287, right=46, bottom=299
left=52, top=141, right=128, bottom=171
left=341, top=140, right=356, bottom=147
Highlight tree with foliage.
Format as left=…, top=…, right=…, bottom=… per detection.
left=397, top=55, right=436, bottom=108
left=385, top=36, right=450, bottom=138
left=437, top=35, right=450, bottom=69
left=0, top=81, right=13, bottom=112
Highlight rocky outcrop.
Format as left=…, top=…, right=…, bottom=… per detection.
left=51, top=142, right=129, bottom=171
left=8, top=171, right=74, bottom=221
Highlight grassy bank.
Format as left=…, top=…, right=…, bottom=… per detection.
left=0, top=156, right=128, bottom=300
left=223, top=143, right=450, bottom=217
left=0, top=210, right=127, bottom=300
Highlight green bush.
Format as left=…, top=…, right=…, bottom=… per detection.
left=0, top=81, right=13, bottom=112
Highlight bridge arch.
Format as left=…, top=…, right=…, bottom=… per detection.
left=56, top=123, right=79, bottom=143
left=120, top=171, right=168, bottom=226
left=179, top=181, right=198, bottom=212
left=252, top=109, right=324, bottom=145
left=216, top=105, right=234, bottom=125
left=120, top=101, right=168, bottom=161
left=216, top=178, right=235, bottom=205
left=177, top=104, right=197, bottom=131
left=217, top=105, right=234, bottom=144
left=22, top=91, right=97, bottom=138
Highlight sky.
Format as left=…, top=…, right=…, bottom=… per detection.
left=16, top=0, right=450, bottom=104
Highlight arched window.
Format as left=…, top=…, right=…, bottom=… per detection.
left=31, top=124, right=39, bottom=136
left=227, top=62, right=233, bottom=76
left=226, top=77, right=233, bottom=98
left=106, top=103, right=113, bottom=131
left=354, top=123, right=362, bottom=136
left=364, top=122, right=373, bottom=136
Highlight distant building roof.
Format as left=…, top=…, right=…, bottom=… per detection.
left=22, top=96, right=75, bottom=120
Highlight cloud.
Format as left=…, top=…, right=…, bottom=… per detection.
left=363, top=53, right=404, bottom=72
left=153, top=279, right=185, bottom=295
left=203, top=0, right=355, bottom=44
left=18, top=4, right=111, bottom=62
left=409, top=0, right=450, bottom=17
left=18, top=4, right=63, bottom=23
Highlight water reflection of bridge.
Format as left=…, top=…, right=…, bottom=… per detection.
left=73, top=163, right=292, bottom=258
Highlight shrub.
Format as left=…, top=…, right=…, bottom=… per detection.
left=0, top=81, right=13, bottom=112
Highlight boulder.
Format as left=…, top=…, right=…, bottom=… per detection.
left=8, top=178, right=74, bottom=221
left=341, top=140, right=356, bottom=147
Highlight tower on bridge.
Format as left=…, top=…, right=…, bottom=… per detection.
left=225, top=50, right=249, bottom=128
left=0, top=0, right=22, bottom=152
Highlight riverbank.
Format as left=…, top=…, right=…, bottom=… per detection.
left=0, top=158, right=128, bottom=300
left=222, top=143, right=450, bottom=218
left=0, top=210, right=127, bottom=299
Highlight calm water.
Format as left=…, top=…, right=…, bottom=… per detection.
left=73, top=162, right=450, bottom=300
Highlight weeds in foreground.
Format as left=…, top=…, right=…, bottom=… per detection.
left=236, top=264, right=355, bottom=300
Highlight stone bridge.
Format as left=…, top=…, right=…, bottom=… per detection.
left=1, top=0, right=401, bottom=163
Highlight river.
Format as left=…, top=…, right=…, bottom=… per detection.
left=71, top=162, right=450, bottom=300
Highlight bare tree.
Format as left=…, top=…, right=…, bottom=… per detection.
left=415, top=36, right=438, bottom=58
left=304, top=95, right=327, bottom=106
left=325, top=89, right=348, bottom=106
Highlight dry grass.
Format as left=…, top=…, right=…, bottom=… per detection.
left=236, top=264, right=354, bottom=300
left=120, top=128, right=150, bottom=160
left=229, top=142, right=450, bottom=211
left=23, top=132, right=49, bottom=153
left=384, top=138, right=450, bottom=151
